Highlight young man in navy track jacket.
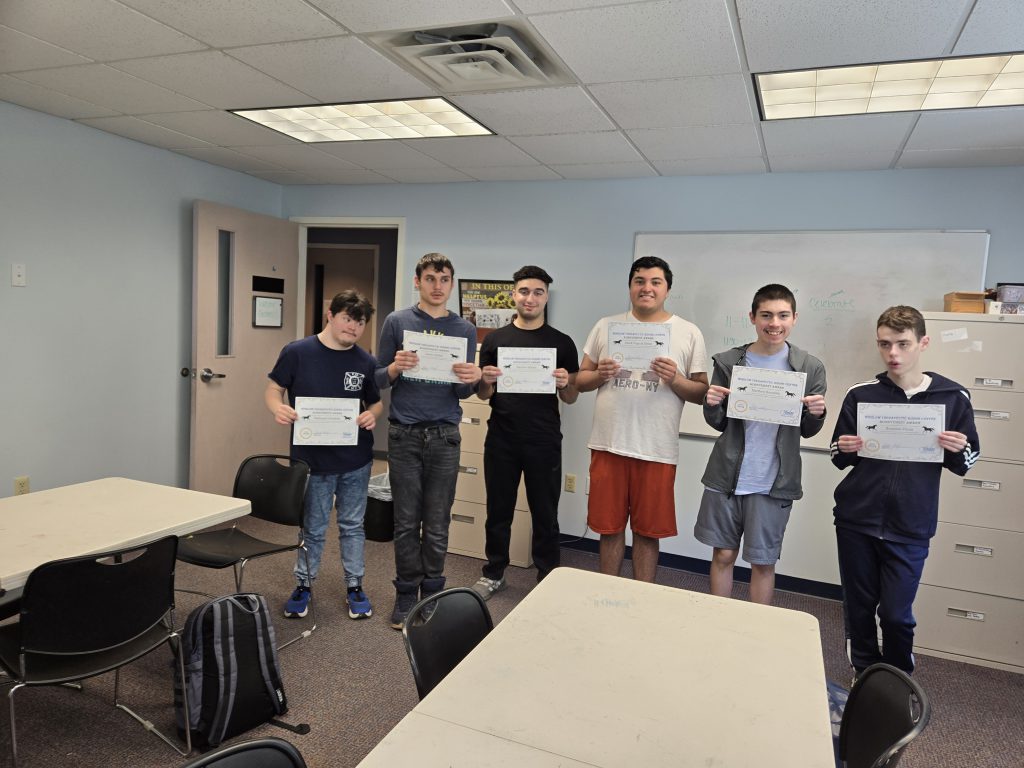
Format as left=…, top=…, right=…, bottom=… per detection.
left=831, top=305, right=979, bottom=676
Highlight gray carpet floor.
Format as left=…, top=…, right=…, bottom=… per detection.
left=1, top=523, right=1021, bottom=767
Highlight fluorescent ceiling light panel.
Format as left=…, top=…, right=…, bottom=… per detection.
left=232, top=99, right=491, bottom=142
left=756, top=53, right=1024, bottom=120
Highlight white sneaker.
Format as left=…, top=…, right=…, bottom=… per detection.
left=471, top=576, right=507, bottom=601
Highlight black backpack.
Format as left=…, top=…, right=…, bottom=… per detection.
left=174, top=593, right=294, bottom=749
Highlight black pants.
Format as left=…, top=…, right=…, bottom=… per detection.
left=482, top=432, right=562, bottom=581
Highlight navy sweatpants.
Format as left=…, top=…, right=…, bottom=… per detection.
left=835, top=526, right=929, bottom=674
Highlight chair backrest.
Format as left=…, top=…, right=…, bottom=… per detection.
left=19, top=535, right=178, bottom=655
left=402, top=587, right=493, bottom=700
left=839, top=663, right=931, bottom=768
left=233, top=455, right=310, bottom=527
left=178, top=736, right=306, bottom=767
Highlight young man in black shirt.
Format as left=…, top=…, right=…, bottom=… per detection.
left=472, top=266, right=579, bottom=599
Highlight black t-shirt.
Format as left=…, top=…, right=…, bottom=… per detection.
left=479, top=323, right=579, bottom=442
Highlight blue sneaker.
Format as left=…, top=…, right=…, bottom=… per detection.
left=284, top=585, right=311, bottom=618
left=347, top=588, right=372, bottom=620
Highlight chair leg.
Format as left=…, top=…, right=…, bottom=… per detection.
left=111, top=645, right=192, bottom=757
left=278, top=545, right=317, bottom=651
left=8, top=682, right=25, bottom=768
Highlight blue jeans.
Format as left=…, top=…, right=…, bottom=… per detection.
left=295, top=461, right=372, bottom=589
left=388, top=423, right=461, bottom=588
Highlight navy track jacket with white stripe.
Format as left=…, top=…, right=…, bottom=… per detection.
left=830, top=371, right=980, bottom=545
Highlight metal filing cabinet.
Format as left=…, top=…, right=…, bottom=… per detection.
left=915, top=312, right=1024, bottom=673
left=448, top=395, right=534, bottom=567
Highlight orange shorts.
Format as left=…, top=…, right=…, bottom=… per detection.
left=587, top=450, right=678, bottom=538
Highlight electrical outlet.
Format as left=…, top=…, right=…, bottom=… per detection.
left=564, top=473, right=576, bottom=493
left=14, top=476, right=30, bottom=495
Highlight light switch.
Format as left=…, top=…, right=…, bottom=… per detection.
left=11, top=263, right=27, bottom=287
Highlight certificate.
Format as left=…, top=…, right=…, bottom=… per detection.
left=497, top=347, right=557, bottom=394
left=726, top=366, right=807, bottom=427
left=607, top=322, right=670, bottom=372
left=857, top=402, right=946, bottom=463
left=403, top=331, right=468, bottom=384
left=293, top=397, right=360, bottom=446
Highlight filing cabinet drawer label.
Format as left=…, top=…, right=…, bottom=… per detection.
left=977, top=378, right=1013, bottom=388
left=960, top=478, right=1002, bottom=491
left=947, top=608, right=986, bottom=622
left=975, top=409, right=1010, bottom=420
left=458, top=465, right=479, bottom=475
left=954, top=543, right=994, bottom=557
left=461, top=416, right=481, bottom=425
left=452, top=513, right=475, bottom=524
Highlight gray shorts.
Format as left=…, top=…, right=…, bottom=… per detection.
left=693, top=489, right=792, bottom=565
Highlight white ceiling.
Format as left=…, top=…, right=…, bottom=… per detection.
left=2, top=0, right=1023, bottom=185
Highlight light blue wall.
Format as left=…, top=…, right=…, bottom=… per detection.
left=283, top=168, right=1024, bottom=582
left=0, top=101, right=282, bottom=493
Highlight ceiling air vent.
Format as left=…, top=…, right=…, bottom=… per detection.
left=373, top=21, right=573, bottom=93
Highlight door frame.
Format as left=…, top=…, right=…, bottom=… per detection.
left=290, top=216, right=406, bottom=340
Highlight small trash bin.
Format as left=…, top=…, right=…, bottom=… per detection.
left=365, top=472, right=394, bottom=542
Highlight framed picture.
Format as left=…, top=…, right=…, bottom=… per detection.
left=458, top=279, right=516, bottom=342
left=253, top=296, right=283, bottom=328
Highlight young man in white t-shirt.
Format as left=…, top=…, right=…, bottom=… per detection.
left=576, top=256, right=709, bottom=582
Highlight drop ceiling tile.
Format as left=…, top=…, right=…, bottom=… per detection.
left=451, top=87, right=613, bottom=136
left=111, top=51, right=313, bottom=110
left=548, top=162, right=656, bottom=179
left=654, top=157, right=767, bottom=175
left=590, top=76, right=754, bottom=129
left=76, top=115, right=212, bottom=149
left=406, top=136, right=539, bottom=167
left=0, top=0, right=205, bottom=61
left=307, top=169, right=397, bottom=184
left=178, top=146, right=289, bottom=172
left=227, top=36, right=428, bottom=103
left=230, top=144, right=361, bottom=175
left=314, top=141, right=447, bottom=170
left=738, top=0, right=968, bottom=72
left=897, top=146, right=1024, bottom=168
left=118, top=0, right=346, bottom=48
left=0, top=74, right=117, bottom=119
left=954, top=0, right=1024, bottom=57
left=769, top=151, right=896, bottom=172
left=14, top=64, right=209, bottom=113
left=378, top=168, right=476, bottom=183
left=465, top=166, right=562, bottom=181
left=310, top=0, right=516, bottom=33
left=761, top=113, right=916, bottom=155
left=0, top=25, right=91, bottom=72
left=516, top=0, right=650, bottom=11
left=905, top=107, right=1024, bottom=150
left=529, top=0, right=740, bottom=83
left=627, top=124, right=761, bottom=160
left=248, top=170, right=320, bottom=184
left=140, top=110, right=297, bottom=146
left=510, top=131, right=642, bottom=164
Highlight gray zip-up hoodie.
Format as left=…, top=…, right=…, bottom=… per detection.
left=700, top=343, right=827, bottom=500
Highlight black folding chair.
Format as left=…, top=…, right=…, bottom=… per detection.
left=401, top=587, right=493, bottom=700
left=178, top=736, right=306, bottom=767
left=176, top=455, right=312, bottom=648
left=0, top=535, right=191, bottom=766
left=838, top=663, right=931, bottom=768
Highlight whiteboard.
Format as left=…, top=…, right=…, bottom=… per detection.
left=634, top=231, right=989, bottom=450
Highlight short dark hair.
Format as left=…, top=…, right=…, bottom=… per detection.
left=629, top=256, right=673, bottom=289
left=513, top=265, right=552, bottom=286
left=751, top=284, right=796, bottom=314
left=329, top=290, right=374, bottom=323
left=416, top=252, right=454, bottom=278
left=877, top=305, right=926, bottom=339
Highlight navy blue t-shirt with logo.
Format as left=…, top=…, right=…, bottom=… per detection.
left=269, top=335, right=380, bottom=474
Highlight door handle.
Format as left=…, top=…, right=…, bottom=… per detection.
left=199, top=367, right=226, bottom=383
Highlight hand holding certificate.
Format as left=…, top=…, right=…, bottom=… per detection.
left=496, top=347, right=557, bottom=394
left=857, top=403, right=945, bottom=462
left=607, top=322, right=670, bottom=373
left=726, top=366, right=807, bottom=427
left=293, top=397, right=360, bottom=446
left=402, top=330, right=468, bottom=384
